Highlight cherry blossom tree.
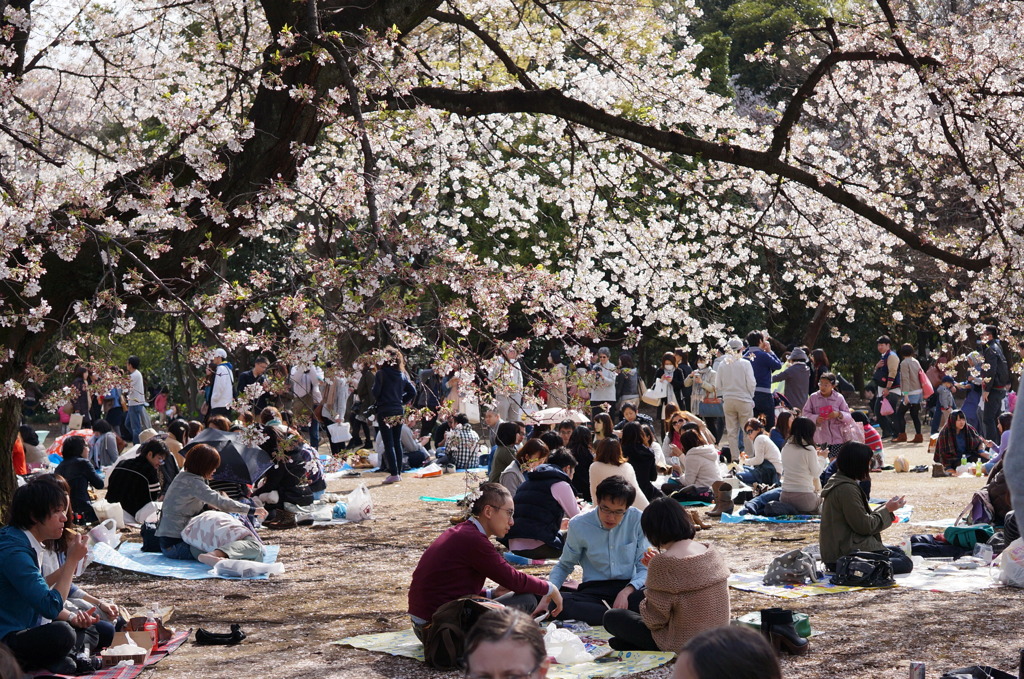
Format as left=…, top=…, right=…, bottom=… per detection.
left=1, top=0, right=1022, bottom=513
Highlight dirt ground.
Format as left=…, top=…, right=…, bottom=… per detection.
left=77, top=438, right=1024, bottom=679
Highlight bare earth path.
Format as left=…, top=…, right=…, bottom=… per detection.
left=77, top=439, right=1023, bottom=678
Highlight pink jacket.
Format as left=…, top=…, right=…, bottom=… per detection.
left=803, top=391, right=852, bottom=445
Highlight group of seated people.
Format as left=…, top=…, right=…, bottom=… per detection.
left=42, top=404, right=328, bottom=535
left=0, top=475, right=125, bottom=674
left=409, top=476, right=731, bottom=654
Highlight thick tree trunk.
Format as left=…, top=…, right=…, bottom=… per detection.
left=801, top=301, right=831, bottom=348
left=0, top=395, right=23, bottom=524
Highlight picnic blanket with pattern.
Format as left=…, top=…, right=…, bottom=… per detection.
left=335, top=626, right=675, bottom=679
left=730, top=560, right=1000, bottom=598
left=33, top=629, right=190, bottom=679
left=91, top=542, right=280, bottom=580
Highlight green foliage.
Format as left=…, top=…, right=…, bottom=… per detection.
left=692, top=0, right=828, bottom=94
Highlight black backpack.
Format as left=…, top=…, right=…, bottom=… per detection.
left=423, top=597, right=505, bottom=669
left=831, top=551, right=895, bottom=587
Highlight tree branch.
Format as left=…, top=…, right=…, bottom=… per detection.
left=408, top=85, right=991, bottom=272
left=770, top=49, right=940, bottom=158
left=429, top=9, right=537, bottom=89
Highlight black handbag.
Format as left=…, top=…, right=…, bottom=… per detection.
left=940, top=668, right=1015, bottom=679
left=830, top=551, right=895, bottom=587
left=140, top=522, right=162, bottom=552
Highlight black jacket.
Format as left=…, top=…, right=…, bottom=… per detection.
left=106, top=456, right=161, bottom=517
left=504, top=465, right=572, bottom=550
left=54, top=457, right=104, bottom=523
left=621, top=443, right=662, bottom=501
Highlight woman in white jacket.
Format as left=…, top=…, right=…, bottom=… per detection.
left=680, top=430, right=722, bottom=488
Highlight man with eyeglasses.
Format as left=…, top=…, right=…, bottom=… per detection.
left=408, top=484, right=563, bottom=642
left=545, top=476, right=649, bottom=625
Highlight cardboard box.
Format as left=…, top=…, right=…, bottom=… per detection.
left=100, top=631, right=151, bottom=668
left=124, top=606, right=175, bottom=644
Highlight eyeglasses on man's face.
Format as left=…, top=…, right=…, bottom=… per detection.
left=488, top=505, right=515, bottom=518
left=597, top=505, right=627, bottom=517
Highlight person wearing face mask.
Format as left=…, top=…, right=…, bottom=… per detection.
left=685, top=355, right=721, bottom=443
left=653, top=353, right=685, bottom=428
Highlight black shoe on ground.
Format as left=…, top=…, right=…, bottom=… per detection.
left=196, top=624, right=246, bottom=646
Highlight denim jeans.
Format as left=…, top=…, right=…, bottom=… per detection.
left=735, top=460, right=779, bottom=486
left=739, top=487, right=782, bottom=515
left=753, top=391, right=776, bottom=430
left=159, top=536, right=199, bottom=560
left=126, top=404, right=146, bottom=444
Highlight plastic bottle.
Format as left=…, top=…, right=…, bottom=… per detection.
left=975, top=460, right=984, bottom=477
left=143, top=615, right=159, bottom=651
left=961, top=455, right=968, bottom=469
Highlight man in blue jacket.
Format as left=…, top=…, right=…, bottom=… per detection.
left=744, top=331, right=782, bottom=430
left=0, top=476, right=95, bottom=673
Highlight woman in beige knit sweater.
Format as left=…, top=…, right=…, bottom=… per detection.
left=603, top=497, right=730, bottom=651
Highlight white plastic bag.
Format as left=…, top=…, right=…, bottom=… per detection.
left=346, top=483, right=373, bottom=522
left=543, top=623, right=593, bottom=664
left=997, top=537, right=1024, bottom=587
left=213, top=558, right=285, bottom=578
left=92, top=500, right=125, bottom=530
left=327, top=422, right=352, bottom=443
left=88, top=519, right=119, bottom=548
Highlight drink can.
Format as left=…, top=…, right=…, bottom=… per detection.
left=909, top=661, right=926, bottom=679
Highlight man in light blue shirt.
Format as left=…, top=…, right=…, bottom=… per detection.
left=547, top=476, right=649, bottom=625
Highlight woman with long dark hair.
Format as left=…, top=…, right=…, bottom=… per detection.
left=933, top=409, right=987, bottom=474
left=568, top=426, right=595, bottom=502
left=620, top=422, right=662, bottom=502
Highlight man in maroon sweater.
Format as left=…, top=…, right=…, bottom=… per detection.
left=408, top=483, right=563, bottom=639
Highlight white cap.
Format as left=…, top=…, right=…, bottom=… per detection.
left=727, top=338, right=744, bottom=351
left=213, top=348, right=228, bottom=359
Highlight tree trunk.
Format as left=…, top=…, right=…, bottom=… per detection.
left=802, top=301, right=831, bottom=348
left=0, top=395, right=23, bottom=524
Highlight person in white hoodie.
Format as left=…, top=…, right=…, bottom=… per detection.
left=713, top=338, right=755, bottom=453
left=679, top=430, right=722, bottom=488
left=208, top=348, right=234, bottom=420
